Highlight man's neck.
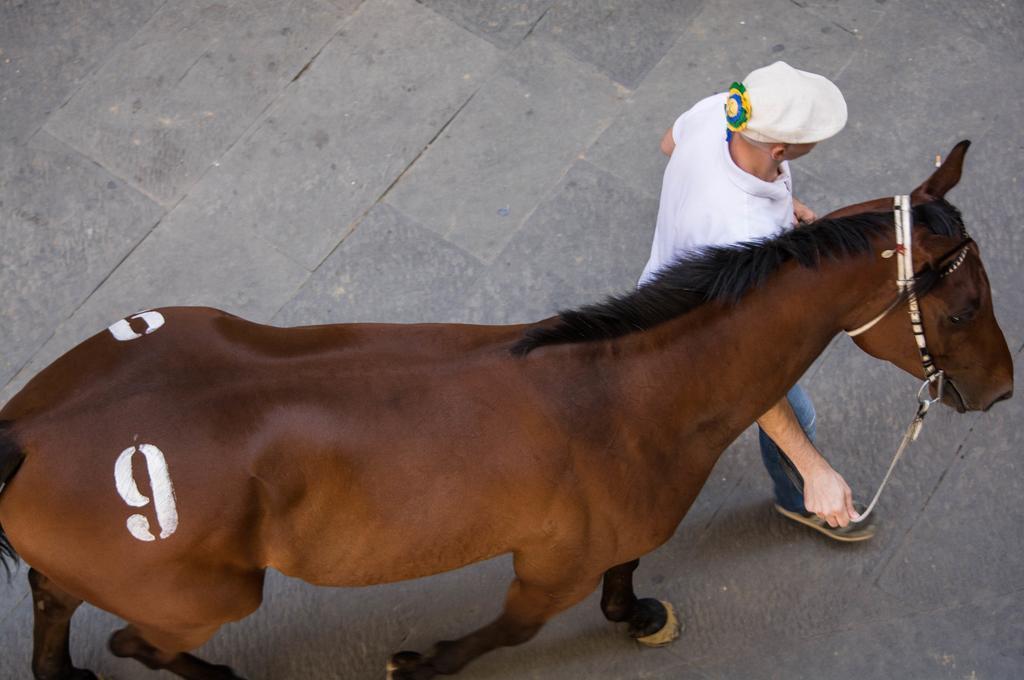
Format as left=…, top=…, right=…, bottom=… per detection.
left=728, top=133, right=783, bottom=182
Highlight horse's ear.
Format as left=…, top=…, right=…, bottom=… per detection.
left=912, top=140, right=970, bottom=201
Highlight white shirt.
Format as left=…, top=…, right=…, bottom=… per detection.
left=639, top=93, right=795, bottom=286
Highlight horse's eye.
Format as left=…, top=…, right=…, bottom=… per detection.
left=949, top=309, right=976, bottom=325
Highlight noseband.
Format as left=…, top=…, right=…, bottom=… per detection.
left=840, top=195, right=973, bottom=523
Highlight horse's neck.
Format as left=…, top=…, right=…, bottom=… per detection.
left=608, top=253, right=886, bottom=474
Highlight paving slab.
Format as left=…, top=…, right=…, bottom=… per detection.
left=0, top=569, right=28, bottom=613
left=0, top=579, right=31, bottom=680
left=876, top=350, right=1024, bottom=609
left=0, top=0, right=163, bottom=146
left=671, top=588, right=1024, bottom=680
left=461, top=160, right=658, bottom=325
left=585, top=0, right=863, bottom=198
left=328, top=0, right=365, bottom=11
left=207, top=0, right=503, bottom=270
left=273, top=203, right=483, bottom=326
left=43, top=0, right=350, bottom=207
left=385, top=39, right=625, bottom=264
left=922, top=0, right=1024, bottom=62
left=416, top=0, right=555, bottom=50
left=798, top=0, right=1005, bottom=205
left=786, top=0, right=890, bottom=36
left=532, top=0, right=706, bottom=89
left=0, top=195, right=309, bottom=407
left=0, top=130, right=163, bottom=389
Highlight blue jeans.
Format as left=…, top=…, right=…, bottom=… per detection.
left=758, top=384, right=816, bottom=513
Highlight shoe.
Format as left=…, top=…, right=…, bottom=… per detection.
left=773, top=502, right=877, bottom=542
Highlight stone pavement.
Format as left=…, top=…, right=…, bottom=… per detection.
left=1, top=0, right=1022, bottom=677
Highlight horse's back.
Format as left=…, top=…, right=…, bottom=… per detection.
left=1, top=307, right=238, bottom=422
left=1, top=305, right=527, bottom=421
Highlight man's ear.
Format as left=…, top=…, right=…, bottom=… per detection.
left=912, top=140, right=970, bottom=201
left=771, top=144, right=788, bottom=162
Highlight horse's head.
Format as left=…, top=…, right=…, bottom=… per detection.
left=830, top=141, right=1013, bottom=412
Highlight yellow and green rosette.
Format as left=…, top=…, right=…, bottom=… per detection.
left=724, top=82, right=751, bottom=139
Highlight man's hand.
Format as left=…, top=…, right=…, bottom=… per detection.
left=801, top=458, right=859, bottom=527
left=660, top=126, right=675, bottom=156
left=793, top=197, right=816, bottom=224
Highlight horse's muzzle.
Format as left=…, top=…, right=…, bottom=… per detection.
left=983, top=389, right=1013, bottom=412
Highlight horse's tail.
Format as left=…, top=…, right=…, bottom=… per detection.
left=0, top=421, right=24, bottom=579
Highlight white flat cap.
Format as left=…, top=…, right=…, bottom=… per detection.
left=741, top=61, right=847, bottom=144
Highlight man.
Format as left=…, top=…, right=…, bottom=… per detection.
left=640, top=61, right=875, bottom=540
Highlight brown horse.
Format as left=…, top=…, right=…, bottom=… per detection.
left=0, top=141, right=1012, bottom=679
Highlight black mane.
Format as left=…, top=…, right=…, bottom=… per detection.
left=511, top=199, right=964, bottom=356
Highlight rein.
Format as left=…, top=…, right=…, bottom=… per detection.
left=854, top=371, right=945, bottom=523
left=843, top=195, right=972, bottom=524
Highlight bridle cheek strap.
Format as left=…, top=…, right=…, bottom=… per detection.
left=845, top=195, right=937, bottom=379
left=894, top=195, right=938, bottom=378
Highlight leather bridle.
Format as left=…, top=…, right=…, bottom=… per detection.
left=845, top=195, right=973, bottom=382
left=840, top=195, right=973, bottom=523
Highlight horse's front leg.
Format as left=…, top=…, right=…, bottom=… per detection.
left=387, top=553, right=602, bottom=679
left=600, top=559, right=681, bottom=646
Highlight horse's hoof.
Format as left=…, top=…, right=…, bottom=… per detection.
left=631, top=599, right=681, bottom=647
left=386, top=651, right=434, bottom=680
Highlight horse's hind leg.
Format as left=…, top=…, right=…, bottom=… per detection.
left=107, top=567, right=263, bottom=679
left=28, top=568, right=97, bottom=680
left=388, top=552, right=602, bottom=679
left=600, top=559, right=681, bottom=647
left=108, top=624, right=244, bottom=679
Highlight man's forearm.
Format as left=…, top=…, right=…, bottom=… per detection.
left=758, top=396, right=858, bottom=524
left=756, top=397, right=825, bottom=477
